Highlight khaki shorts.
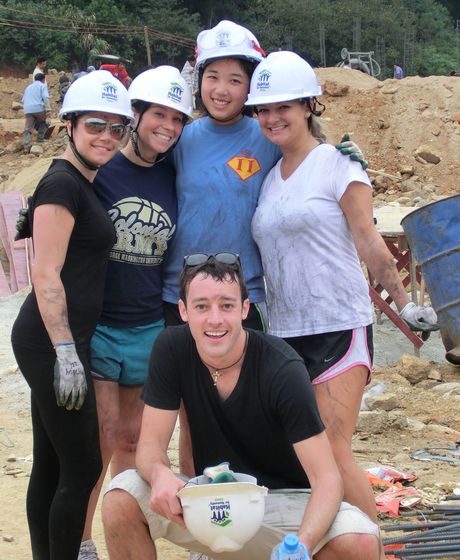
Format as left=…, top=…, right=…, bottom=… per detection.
left=105, top=469, right=379, bottom=559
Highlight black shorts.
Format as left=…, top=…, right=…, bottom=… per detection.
left=284, top=325, right=374, bottom=382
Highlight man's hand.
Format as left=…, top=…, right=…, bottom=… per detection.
left=149, top=466, right=186, bottom=527
left=53, top=342, right=87, bottom=410
left=400, top=302, right=439, bottom=332
left=335, top=133, right=369, bottom=170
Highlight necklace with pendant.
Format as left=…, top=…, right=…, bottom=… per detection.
left=202, top=330, right=248, bottom=386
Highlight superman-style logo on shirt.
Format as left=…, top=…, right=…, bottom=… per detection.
left=227, top=155, right=261, bottom=181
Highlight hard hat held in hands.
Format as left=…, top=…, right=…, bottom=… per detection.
left=177, top=463, right=268, bottom=553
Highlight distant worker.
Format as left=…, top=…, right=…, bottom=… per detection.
left=100, top=59, right=130, bottom=87
left=22, top=73, right=51, bottom=152
left=72, top=65, right=96, bottom=83
left=180, top=54, right=198, bottom=107
left=393, top=63, right=404, bottom=79
left=32, top=56, right=47, bottom=81
left=58, top=75, right=71, bottom=104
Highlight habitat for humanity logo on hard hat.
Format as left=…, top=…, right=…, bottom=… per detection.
left=256, top=70, right=271, bottom=92
left=101, top=82, right=118, bottom=103
left=209, top=498, right=232, bottom=528
left=168, top=81, right=184, bottom=104
left=216, top=30, right=231, bottom=47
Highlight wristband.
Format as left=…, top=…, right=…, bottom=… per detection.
left=54, top=341, right=75, bottom=348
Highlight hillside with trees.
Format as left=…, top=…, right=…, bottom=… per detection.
left=0, top=0, right=458, bottom=77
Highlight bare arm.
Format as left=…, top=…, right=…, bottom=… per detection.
left=294, top=432, right=344, bottom=555
left=340, top=182, right=410, bottom=311
left=32, top=204, right=75, bottom=344
left=136, top=405, right=186, bottom=527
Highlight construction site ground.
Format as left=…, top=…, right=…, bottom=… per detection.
left=0, top=68, right=459, bottom=559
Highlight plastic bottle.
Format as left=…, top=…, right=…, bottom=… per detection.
left=270, top=533, right=310, bottom=559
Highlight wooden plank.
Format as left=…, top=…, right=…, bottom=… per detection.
left=374, top=206, right=417, bottom=236
left=0, top=195, right=16, bottom=292
left=0, top=261, right=12, bottom=297
left=369, top=285, right=423, bottom=349
left=0, top=191, right=30, bottom=292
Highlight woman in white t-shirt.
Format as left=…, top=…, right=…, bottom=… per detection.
left=248, top=51, right=438, bottom=525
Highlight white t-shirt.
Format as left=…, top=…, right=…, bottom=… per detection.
left=252, top=143, right=373, bottom=337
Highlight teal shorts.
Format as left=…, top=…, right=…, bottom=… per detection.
left=90, top=320, right=164, bottom=387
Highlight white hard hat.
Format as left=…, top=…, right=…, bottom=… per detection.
left=196, top=20, right=264, bottom=71
left=128, top=65, right=193, bottom=121
left=177, top=473, right=267, bottom=553
left=60, top=70, right=133, bottom=121
left=246, top=51, right=322, bottom=106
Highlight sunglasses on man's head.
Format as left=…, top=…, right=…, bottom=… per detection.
left=81, top=118, right=128, bottom=140
left=183, top=252, right=241, bottom=268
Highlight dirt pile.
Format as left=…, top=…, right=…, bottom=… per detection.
left=1, top=68, right=459, bottom=201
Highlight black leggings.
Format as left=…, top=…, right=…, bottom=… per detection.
left=12, top=343, right=102, bottom=560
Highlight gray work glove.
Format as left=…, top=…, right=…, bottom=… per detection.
left=399, top=302, right=439, bottom=332
left=335, top=133, right=369, bottom=170
left=14, top=197, right=32, bottom=241
left=53, top=342, right=87, bottom=411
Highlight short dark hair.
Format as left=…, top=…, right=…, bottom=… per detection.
left=37, top=56, right=47, bottom=64
left=34, top=73, right=45, bottom=82
left=179, top=259, right=249, bottom=304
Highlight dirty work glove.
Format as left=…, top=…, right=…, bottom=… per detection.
left=14, top=197, right=32, bottom=241
left=335, top=133, right=369, bottom=170
left=399, top=302, right=439, bottom=332
left=53, top=342, right=87, bottom=411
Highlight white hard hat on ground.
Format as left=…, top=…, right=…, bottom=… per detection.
left=246, top=51, right=322, bottom=106
left=196, top=20, right=264, bottom=71
left=59, top=70, right=132, bottom=121
left=128, top=66, right=193, bottom=121
left=177, top=472, right=267, bottom=553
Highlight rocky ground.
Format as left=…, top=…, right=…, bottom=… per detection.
left=0, top=67, right=459, bottom=559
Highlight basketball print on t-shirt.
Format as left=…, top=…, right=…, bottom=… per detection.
left=108, top=196, right=176, bottom=265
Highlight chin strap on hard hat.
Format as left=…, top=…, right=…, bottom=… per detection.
left=130, top=104, right=184, bottom=167
left=68, top=116, right=100, bottom=171
left=130, top=104, right=159, bottom=165
left=309, top=97, right=326, bottom=117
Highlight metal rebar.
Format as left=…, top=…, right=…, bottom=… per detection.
left=383, top=532, right=460, bottom=545
left=395, top=551, right=460, bottom=559
left=382, top=520, right=460, bottom=532
left=404, top=542, right=460, bottom=552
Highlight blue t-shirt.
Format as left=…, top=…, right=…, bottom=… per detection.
left=164, top=116, right=281, bottom=304
left=95, top=151, right=177, bottom=327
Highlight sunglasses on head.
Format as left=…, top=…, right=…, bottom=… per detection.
left=183, top=252, right=241, bottom=268
left=81, top=117, right=128, bottom=140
